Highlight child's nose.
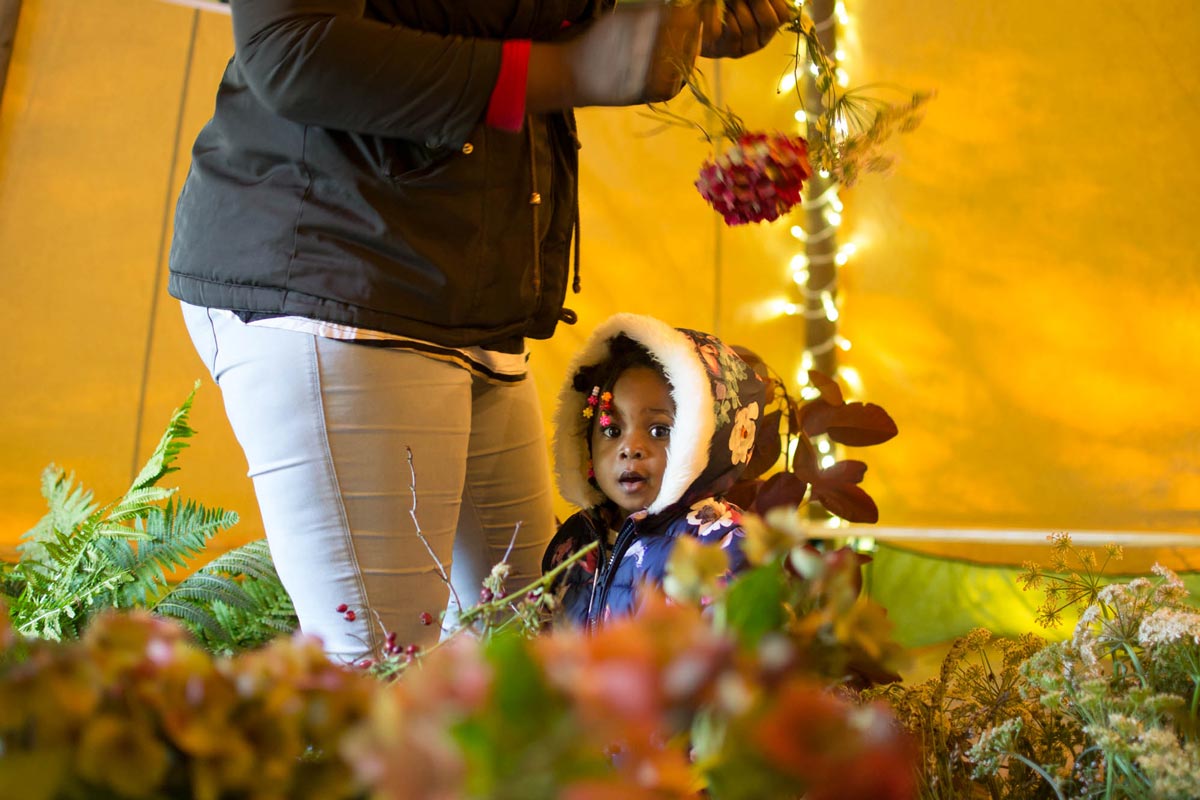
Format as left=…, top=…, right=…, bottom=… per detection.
left=620, top=433, right=647, bottom=459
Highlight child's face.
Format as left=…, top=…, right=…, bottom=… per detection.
left=591, top=365, right=675, bottom=523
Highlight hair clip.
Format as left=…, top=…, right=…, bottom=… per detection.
left=597, top=391, right=613, bottom=428
left=582, top=386, right=600, bottom=419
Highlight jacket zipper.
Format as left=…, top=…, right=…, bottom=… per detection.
left=526, top=121, right=542, bottom=298
left=588, top=516, right=639, bottom=630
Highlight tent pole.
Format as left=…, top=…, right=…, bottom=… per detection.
left=0, top=0, right=21, bottom=108
left=802, top=0, right=839, bottom=382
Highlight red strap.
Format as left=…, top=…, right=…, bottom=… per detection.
left=485, top=39, right=531, bottom=132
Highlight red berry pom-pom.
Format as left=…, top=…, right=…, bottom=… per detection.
left=695, top=132, right=812, bottom=226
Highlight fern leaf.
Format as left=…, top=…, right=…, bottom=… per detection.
left=197, top=539, right=278, bottom=582
left=106, top=486, right=177, bottom=523
left=157, top=538, right=298, bottom=652
left=161, top=573, right=254, bottom=609
left=111, top=500, right=238, bottom=607
left=92, top=522, right=154, bottom=541
left=19, top=466, right=99, bottom=559
left=153, top=598, right=227, bottom=643
left=128, top=382, right=199, bottom=494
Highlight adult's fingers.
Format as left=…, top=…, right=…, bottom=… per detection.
left=744, top=0, right=783, bottom=51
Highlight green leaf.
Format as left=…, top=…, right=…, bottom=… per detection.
left=724, top=560, right=788, bottom=647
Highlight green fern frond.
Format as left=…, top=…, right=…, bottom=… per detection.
left=127, top=381, right=199, bottom=494
left=106, top=486, right=178, bottom=523
left=162, top=538, right=298, bottom=652
left=161, top=572, right=255, bottom=610
left=92, top=522, right=154, bottom=540
left=197, top=538, right=278, bottom=583
left=19, top=466, right=99, bottom=561
left=110, top=500, right=238, bottom=607
left=152, top=597, right=227, bottom=643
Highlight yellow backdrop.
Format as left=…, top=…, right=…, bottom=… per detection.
left=2, top=0, right=1198, bottom=580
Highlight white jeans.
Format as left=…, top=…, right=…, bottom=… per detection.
left=181, top=303, right=554, bottom=661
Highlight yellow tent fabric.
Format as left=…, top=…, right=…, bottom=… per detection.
left=2, top=0, right=1198, bottom=602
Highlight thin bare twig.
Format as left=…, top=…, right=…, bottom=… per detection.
left=405, top=446, right=463, bottom=614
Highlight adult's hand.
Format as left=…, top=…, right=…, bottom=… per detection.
left=529, top=2, right=704, bottom=110
left=701, top=0, right=797, bottom=59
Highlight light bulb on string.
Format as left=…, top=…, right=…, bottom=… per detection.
left=790, top=224, right=807, bottom=241
left=821, top=291, right=839, bottom=322
left=778, top=72, right=798, bottom=94
left=835, top=242, right=857, bottom=265
left=838, top=365, right=863, bottom=396
left=836, top=335, right=852, bottom=352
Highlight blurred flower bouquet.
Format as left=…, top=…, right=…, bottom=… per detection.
left=1, top=522, right=919, bottom=800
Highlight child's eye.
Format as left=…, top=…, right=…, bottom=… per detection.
left=650, top=424, right=672, bottom=439
left=601, top=425, right=621, bottom=439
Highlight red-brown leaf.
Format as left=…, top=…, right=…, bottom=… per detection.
left=824, top=403, right=898, bottom=447
left=791, top=434, right=819, bottom=481
left=808, top=370, right=845, bottom=406
left=818, top=459, right=868, bottom=485
left=724, top=477, right=762, bottom=510
left=753, top=472, right=810, bottom=514
left=800, top=399, right=838, bottom=437
left=811, top=482, right=879, bottom=523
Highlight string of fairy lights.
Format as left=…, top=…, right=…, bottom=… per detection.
left=788, top=0, right=856, bottom=483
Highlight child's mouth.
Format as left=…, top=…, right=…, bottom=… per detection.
left=618, top=472, right=646, bottom=490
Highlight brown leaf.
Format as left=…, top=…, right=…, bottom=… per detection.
left=807, top=369, right=845, bottom=406
left=753, top=472, right=810, bottom=515
left=799, top=398, right=838, bottom=437
left=818, top=460, right=868, bottom=485
left=811, top=482, right=879, bottom=523
left=824, top=403, right=898, bottom=447
left=724, top=477, right=761, bottom=510
left=790, top=434, right=819, bottom=481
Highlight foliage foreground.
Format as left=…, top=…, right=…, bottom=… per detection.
left=0, top=385, right=917, bottom=799
left=0, top=573, right=916, bottom=800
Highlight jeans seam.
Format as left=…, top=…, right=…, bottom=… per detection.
left=307, top=336, right=381, bottom=659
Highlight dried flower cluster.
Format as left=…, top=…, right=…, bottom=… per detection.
left=695, top=132, right=813, bottom=225
left=875, top=535, right=1200, bottom=800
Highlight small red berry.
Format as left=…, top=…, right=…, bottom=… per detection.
left=357, top=659, right=373, bottom=669
left=386, top=631, right=397, bottom=644
left=480, top=587, right=494, bottom=603
left=405, top=644, right=420, bottom=656
left=419, top=611, right=434, bottom=626
left=336, top=603, right=349, bottom=613
left=344, top=610, right=357, bottom=621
